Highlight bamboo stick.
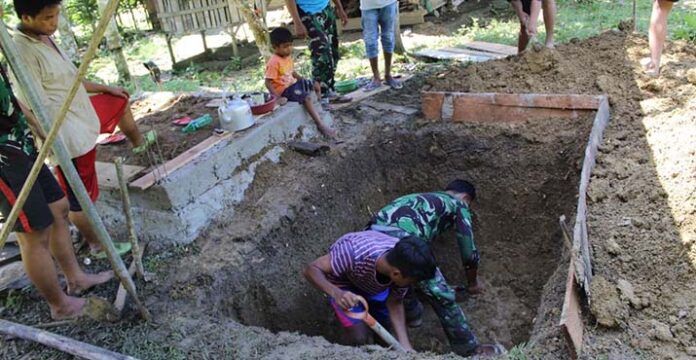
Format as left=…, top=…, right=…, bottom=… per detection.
left=0, top=0, right=150, bottom=320
left=114, top=158, right=145, bottom=278
left=0, top=319, right=139, bottom=360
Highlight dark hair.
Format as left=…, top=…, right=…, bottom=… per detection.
left=14, top=0, right=62, bottom=18
left=270, top=28, right=293, bottom=47
left=385, top=236, right=436, bottom=281
left=445, top=179, right=476, bottom=201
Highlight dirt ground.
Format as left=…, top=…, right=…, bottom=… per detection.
left=1, top=27, right=694, bottom=360
left=96, top=96, right=220, bottom=168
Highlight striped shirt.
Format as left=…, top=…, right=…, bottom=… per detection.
left=328, top=231, right=408, bottom=299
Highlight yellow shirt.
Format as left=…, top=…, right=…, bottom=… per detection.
left=12, top=30, right=100, bottom=159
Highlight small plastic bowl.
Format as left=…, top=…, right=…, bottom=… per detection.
left=250, top=94, right=277, bottom=115
left=335, top=79, right=358, bottom=94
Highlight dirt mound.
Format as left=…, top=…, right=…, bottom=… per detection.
left=425, top=29, right=696, bottom=359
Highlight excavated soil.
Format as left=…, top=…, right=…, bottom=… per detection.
left=96, top=96, right=220, bottom=168
left=1, top=29, right=694, bottom=360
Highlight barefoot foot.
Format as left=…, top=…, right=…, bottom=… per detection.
left=67, top=270, right=114, bottom=296
left=50, top=296, right=86, bottom=320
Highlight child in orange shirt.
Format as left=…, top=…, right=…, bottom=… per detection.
left=265, top=28, right=336, bottom=138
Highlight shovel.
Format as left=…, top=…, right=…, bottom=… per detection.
left=345, top=296, right=407, bottom=352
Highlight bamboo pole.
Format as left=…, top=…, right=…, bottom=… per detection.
left=0, top=0, right=150, bottom=320
left=0, top=319, right=139, bottom=360
left=114, top=158, right=145, bottom=278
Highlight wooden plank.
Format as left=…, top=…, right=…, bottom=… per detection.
left=559, top=259, right=583, bottom=360
left=413, top=48, right=499, bottom=62
left=340, top=9, right=425, bottom=31
left=460, top=41, right=517, bottom=56
left=361, top=100, right=419, bottom=115
left=421, top=92, right=603, bottom=110
left=0, top=244, right=20, bottom=267
left=333, top=75, right=413, bottom=110
left=130, top=109, right=275, bottom=191
left=96, top=162, right=146, bottom=190
left=574, top=96, right=610, bottom=295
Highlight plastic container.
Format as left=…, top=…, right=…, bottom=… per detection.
left=335, top=79, right=359, bottom=94
left=251, top=94, right=278, bottom=115
left=182, top=114, right=213, bottom=133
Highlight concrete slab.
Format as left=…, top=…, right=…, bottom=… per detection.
left=96, top=93, right=331, bottom=246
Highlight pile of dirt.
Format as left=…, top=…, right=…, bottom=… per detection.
left=96, top=96, right=220, bottom=167
left=425, top=29, right=696, bottom=359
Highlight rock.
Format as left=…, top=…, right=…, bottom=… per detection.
left=650, top=320, right=675, bottom=342
left=686, top=347, right=696, bottom=356
left=590, top=276, right=626, bottom=328
left=617, top=279, right=643, bottom=309
left=678, top=310, right=688, bottom=319
left=605, top=237, right=622, bottom=256
left=687, top=69, right=696, bottom=85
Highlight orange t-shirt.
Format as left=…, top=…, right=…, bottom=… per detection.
left=265, top=54, right=297, bottom=95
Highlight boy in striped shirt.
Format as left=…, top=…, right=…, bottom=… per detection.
left=303, top=231, right=436, bottom=350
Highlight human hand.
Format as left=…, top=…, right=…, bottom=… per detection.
left=294, top=22, right=308, bottom=38
left=338, top=9, right=349, bottom=27
left=526, top=20, right=538, bottom=37
left=520, top=13, right=530, bottom=28
left=467, top=279, right=485, bottom=295
left=106, top=86, right=130, bottom=99
left=335, top=290, right=362, bottom=310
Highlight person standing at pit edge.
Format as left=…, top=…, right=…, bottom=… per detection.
left=0, top=55, right=113, bottom=320
left=359, top=0, right=403, bottom=91
left=12, top=0, right=156, bottom=258
left=509, top=0, right=556, bottom=53
left=367, top=179, right=505, bottom=357
left=641, top=0, right=678, bottom=77
left=284, top=0, right=353, bottom=106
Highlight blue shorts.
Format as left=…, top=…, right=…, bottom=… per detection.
left=282, top=79, right=314, bottom=103
left=361, top=1, right=397, bottom=59
left=329, top=287, right=391, bottom=328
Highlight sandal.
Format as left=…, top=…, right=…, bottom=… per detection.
left=132, top=130, right=157, bottom=154
left=90, top=242, right=132, bottom=260
left=384, top=77, right=403, bottom=90
left=329, top=95, right=352, bottom=104
left=97, top=133, right=127, bottom=145
left=363, top=80, right=382, bottom=92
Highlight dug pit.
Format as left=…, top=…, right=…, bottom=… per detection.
left=158, top=105, right=599, bottom=354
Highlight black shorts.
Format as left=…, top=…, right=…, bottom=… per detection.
left=509, top=0, right=537, bottom=15
left=0, top=146, right=65, bottom=233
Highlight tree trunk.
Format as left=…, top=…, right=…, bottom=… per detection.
left=228, top=0, right=272, bottom=60
left=57, top=10, right=81, bottom=63
left=143, top=0, right=161, bottom=30
left=96, top=0, right=132, bottom=82
left=393, top=5, right=405, bottom=54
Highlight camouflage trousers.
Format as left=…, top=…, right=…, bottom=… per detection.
left=370, top=224, right=479, bottom=355
left=405, top=268, right=479, bottom=355
left=298, top=5, right=340, bottom=94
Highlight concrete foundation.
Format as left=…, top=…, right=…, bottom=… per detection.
left=96, top=94, right=331, bottom=247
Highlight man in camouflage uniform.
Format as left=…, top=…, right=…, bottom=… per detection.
left=284, top=0, right=351, bottom=103
left=369, top=179, right=502, bottom=357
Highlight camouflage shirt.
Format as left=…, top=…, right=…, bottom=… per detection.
left=0, top=72, right=34, bottom=156
left=372, top=192, right=480, bottom=269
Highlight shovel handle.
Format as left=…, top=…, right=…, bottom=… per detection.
left=344, top=295, right=407, bottom=352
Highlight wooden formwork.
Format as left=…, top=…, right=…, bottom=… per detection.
left=421, top=91, right=611, bottom=360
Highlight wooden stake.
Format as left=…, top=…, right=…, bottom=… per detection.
left=632, top=0, right=637, bottom=32
left=0, top=319, right=139, bottom=360
left=114, top=158, right=145, bottom=279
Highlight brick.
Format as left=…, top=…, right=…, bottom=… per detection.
left=421, top=92, right=445, bottom=121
